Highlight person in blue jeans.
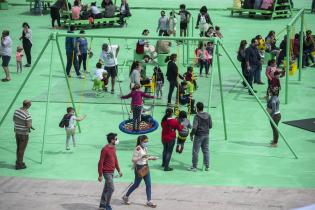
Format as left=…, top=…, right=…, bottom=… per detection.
left=188, top=102, right=212, bottom=172
left=122, top=135, right=157, bottom=208
left=76, top=30, right=89, bottom=73
left=65, top=25, right=84, bottom=78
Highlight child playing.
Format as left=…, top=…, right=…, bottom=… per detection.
left=205, top=26, right=215, bottom=37
left=215, top=26, right=223, bottom=39
left=60, top=107, right=86, bottom=150
left=176, top=110, right=191, bottom=153
left=265, top=59, right=283, bottom=99
left=183, top=66, right=198, bottom=90
left=168, top=11, right=177, bottom=37
left=153, top=66, right=164, bottom=99
left=196, top=42, right=211, bottom=77
left=101, top=71, right=109, bottom=92
left=16, top=46, right=23, bottom=73
left=93, top=62, right=108, bottom=92
left=121, top=84, right=155, bottom=131
left=178, top=4, right=191, bottom=37
left=195, top=6, right=213, bottom=37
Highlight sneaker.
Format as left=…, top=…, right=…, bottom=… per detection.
left=205, top=166, right=209, bottom=171
left=164, top=167, right=173, bottom=171
left=105, top=205, right=112, bottom=210
left=84, top=70, right=90, bottom=73
left=270, top=143, right=277, bottom=147
left=256, top=81, right=265, bottom=85
left=98, top=204, right=106, bottom=210
left=67, top=74, right=72, bottom=78
left=146, top=201, right=157, bottom=208
left=24, top=64, right=31, bottom=67
left=110, top=90, right=114, bottom=94
left=15, top=164, right=27, bottom=170
left=187, top=166, right=197, bottom=172
left=78, top=75, right=85, bottom=79
left=122, top=195, right=131, bottom=205
left=66, top=146, right=70, bottom=150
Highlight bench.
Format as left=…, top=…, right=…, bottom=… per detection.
left=227, top=7, right=273, bottom=18
left=25, top=0, right=53, bottom=13
left=63, top=16, right=129, bottom=29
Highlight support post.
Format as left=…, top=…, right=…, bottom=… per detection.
left=0, top=37, right=51, bottom=129
left=219, top=42, right=298, bottom=159
left=298, top=11, right=304, bottom=81
left=207, top=40, right=217, bottom=112
left=191, top=16, right=194, bottom=37
left=216, top=43, right=228, bottom=140
left=285, top=25, right=291, bottom=104
left=187, top=25, right=190, bottom=66
left=55, top=36, right=82, bottom=133
left=182, top=38, right=185, bottom=66
left=40, top=34, right=55, bottom=164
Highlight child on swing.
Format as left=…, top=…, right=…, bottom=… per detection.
left=264, top=59, right=284, bottom=99
left=183, top=66, right=198, bottom=90
left=121, top=84, right=155, bottom=131
left=176, top=110, right=191, bottom=153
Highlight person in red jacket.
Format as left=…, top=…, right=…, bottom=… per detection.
left=161, top=108, right=183, bottom=171
left=98, top=132, right=122, bottom=210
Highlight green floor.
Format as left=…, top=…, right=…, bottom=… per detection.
left=0, top=1, right=315, bottom=190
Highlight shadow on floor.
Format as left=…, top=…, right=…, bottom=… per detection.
left=230, top=141, right=270, bottom=147
left=61, top=203, right=97, bottom=210
left=0, top=161, right=15, bottom=169
left=0, top=146, right=40, bottom=164
left=307, top=140, right=315, bottom=143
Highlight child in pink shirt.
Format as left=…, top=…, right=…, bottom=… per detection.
left=265, top=59, right=284, bottom=99
left=16, top=46, right=23, bottom=73
left=121, top=84, right=154, bottom=131
left=196, top=42, right=211, bottom=77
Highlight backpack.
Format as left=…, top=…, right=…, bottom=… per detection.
left=59, top=114, right=72, bottom=128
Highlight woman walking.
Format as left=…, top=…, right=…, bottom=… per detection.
left=50, top=0, right=67, bottom=28
left=161, top=108, right=182, bottom=171
left=122, top=135, right=157, bottom=208
left=237, top=40, right=248, bottom=87
left=19, top=23, right=32, bottom=67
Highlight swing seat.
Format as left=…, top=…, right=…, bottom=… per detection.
left=157, top=53, right=169, bottom=66
left=119, top=117, right=159, bottom=135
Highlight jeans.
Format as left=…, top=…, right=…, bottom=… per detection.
left=132, top=105, right=142, bottom=131
left=199, top=59, right=210, bottom=75
left=192, top=135, right=209, bottom=168
left=23, top=41, right=32, bottom=65
left=254, top=64, right=262, bottom=83
left=15, top=134, right=29, bottom=166
left=247, top=65, right=256, bottom=92
left=78, top=53, right=87, bottom=71
left=162, top=140, right=175, bottom=168
left=158, top=30, right=168, bottom=36
left=66, top=52, right=81, bottom=76
left=241, top=62, right=249, bottom=85
left=65, top=127, right=76, bottom=147
left=100, top=173, right=114, bottom=208
left=303, top=50, right=315, bottom=67
left=270, top=113, right=281, bottom=144
left=126, top=165, right=152, bottom=201
left=167, top=80, right=178, bottom=104
left=50, top=7, right=61, bottom=27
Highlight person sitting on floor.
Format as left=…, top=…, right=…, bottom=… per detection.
left=71, top=0, right=81, bottom=20
left=90, top=2, right=102, bottom=19
left=119, top=0, right=131, bottom=25
left=93, top=62, right=108, bottom=92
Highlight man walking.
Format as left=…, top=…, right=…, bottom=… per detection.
left=13, top=99, right=32, bottom=170
left=98, top=133, right=122, bottom=210
left=189, top=102, right=212, bottom=172
left=245, top=38, right=263, bottom=95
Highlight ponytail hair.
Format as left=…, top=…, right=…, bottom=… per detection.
left=129, top=61, right=140, bottom=76
left=164, top=53, right=177, bottom=63
left=161, top=108, right=173, bottom=122
left=136, top=135, right=148, bottom=146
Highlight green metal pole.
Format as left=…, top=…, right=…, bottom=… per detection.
left=219, top=42, right=298, bottom=159
left=285, top=25, right=291, bottom=104
left=298, top=12, right=304, bottom=81
left=187, top=23, right=190, bottom=66
left=191, top=16, right=194, bottom=37
left=0, top=37, right=51, bottom=129
left=182, top=38, right=185, bottom=66
left=216, top=43, right=228, bottom=140
left=207, top=40, right=217, bottom=112
left=40, top=34, right=55, bottom=164
left=55, top=37, right=82, bottom=133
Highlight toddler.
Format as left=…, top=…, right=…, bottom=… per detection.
left=176, top=111, right=191, bottom=153
left=93, top=62, right=108, bottom=92
left=184, top=66, right=198, bottom=90
left=16, top=46, right=23, bottom=73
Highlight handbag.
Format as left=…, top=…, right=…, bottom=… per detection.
left=137, top=165, right=149, bottom=177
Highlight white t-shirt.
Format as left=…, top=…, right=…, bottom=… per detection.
left=99, top=45, right=118, bottom=67
left=94, top=68, right=107, bottom=80
left=67, top=115, right=77, bottom=129
left=0, top=36, right=12, bottom=56
left=91, top=5, right=100, bottom=14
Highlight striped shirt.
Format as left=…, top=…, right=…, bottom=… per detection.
left=13, top=108, right=32, bottom=135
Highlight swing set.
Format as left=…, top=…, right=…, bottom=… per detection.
left=0, top=31, right=300, bottom=164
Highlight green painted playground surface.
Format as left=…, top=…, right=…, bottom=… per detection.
left=0, top=1, right=315, bottom=189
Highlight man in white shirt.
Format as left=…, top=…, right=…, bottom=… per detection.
left=0, top=30, right=12, bottom=82
left=99, top=43, right=120, bottom=94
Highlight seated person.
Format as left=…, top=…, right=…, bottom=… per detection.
left=104, top=4, right=116, bottom=17
left=140, top=55, right=157, bottom=86
left=90, top=2, right=102, bottom=19
left=119, top=0, right=131, bottom=18
left=260, top=0, right=274, bottom=10
left=137, top=29, right=157, bottom=58
left=71, top=1, right=81, bottom=20
left=183, top=66, right=198, bottom=90
left=243, top=0, right=255, bottom=9
left=215, top=26, right=223, bottom=39
left=178, top=81, right=196, bottom=114
left=101, top=0, right=113, bottom=8
left=156, top=40, right=172, bottom=54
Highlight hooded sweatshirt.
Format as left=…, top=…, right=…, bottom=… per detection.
left=191, top=111, right=212, bottom=136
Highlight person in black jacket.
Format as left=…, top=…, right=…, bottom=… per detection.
left=119, top=0, right=131, bottom=25
left=19, top=23, right=32, bottom=67
left=237, top=40, right=248, bottom=87
left=165, top=54, right=183, bottom=105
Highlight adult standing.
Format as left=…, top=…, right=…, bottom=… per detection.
left=165, top=54, right=183, bottom=106
left=76, top=30, right=89, bottom=73
left=129, top=61, right=142, bottom=89
left=245, top=38, right=261, bottom=95
left=50, top=0, right=66, bottom=29
left=156, top=10, right=169, bottom=36
left=237, top=40, right=249, bottom=87
left=189, top=102, right=212, bottom=172
left=65, top=25, right=84, bottom=78
left=195, top=6, right=213, bottom=37
left=13, top=100, right=32, bottom=170
left=19, top=23, right=32, bottom=67
left=122, top=135, right=158, bottom=208
left=99, top=43, right=120, bottom=94
left=161, top=108, right=183, bottom=171
left=267, top=87, right=281, bottom=147
left=0, top=30, right=12, bottom=82
left=98, top=132, right=122, bottom=210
